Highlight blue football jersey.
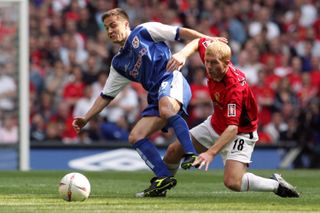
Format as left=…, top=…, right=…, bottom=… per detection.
left=111, top=22, right=180, bottom=91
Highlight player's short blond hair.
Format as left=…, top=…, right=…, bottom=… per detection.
left=205, top=41, right=231, bottom=63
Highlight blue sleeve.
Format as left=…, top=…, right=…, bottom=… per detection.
left=139, top=22, right=180, bottom=42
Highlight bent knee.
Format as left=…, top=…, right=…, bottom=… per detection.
left=159, top=107, right=176, bottom=119
left=128, top=132, right=144, bottom=145
left=159, top=98, right=181, bottom=119
left=224, top=176, right=241, bottom=192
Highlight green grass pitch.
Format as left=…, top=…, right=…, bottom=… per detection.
left=0, top=170, right=319, bottom=212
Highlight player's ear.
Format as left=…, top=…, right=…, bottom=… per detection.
left=124, top=20, right=130, bottom=29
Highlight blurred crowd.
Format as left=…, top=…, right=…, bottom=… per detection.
left=0, top=0, right=320, bottom=166
left=0, top=2, right=19, bottom=144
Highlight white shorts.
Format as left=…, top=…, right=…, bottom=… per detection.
left=190, top=116, right=259, bottom=165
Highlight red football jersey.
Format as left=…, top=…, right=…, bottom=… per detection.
left=198, top=38, right=258, bottom=134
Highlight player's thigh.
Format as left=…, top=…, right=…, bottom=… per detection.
left=158, top=71, right=191, bottom=116
left=220, top=132, right=258, bottom=165
left=189, top=116, right=219, bottom=150
left=159, top=96, right=181, bottom=117
left=129, top=116, right=167, bottom=144
left=191, top=135, right=208, bottom=154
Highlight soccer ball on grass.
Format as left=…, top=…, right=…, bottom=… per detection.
left=58, top=172, right=91, bottom=201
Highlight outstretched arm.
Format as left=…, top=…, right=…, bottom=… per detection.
left=73, top=66, right=130, bottom=133
left=166, top=38, right=200, bottom=71
left=141, top=22, right=227, bottom=43
left=141, top=22, right=227, bottom=71
left=192, top=125, right=238, bottom=171
left=167, top=34, right=229, bottom=71
left=179, top=28, right=227, bottom=43
left=72, top=95, right=112, bottom=133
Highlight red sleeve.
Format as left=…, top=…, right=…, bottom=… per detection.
left=198, top=38, right=212, bottom=63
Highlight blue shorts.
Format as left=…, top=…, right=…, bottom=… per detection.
left=142, top=71, right=191, bottom=118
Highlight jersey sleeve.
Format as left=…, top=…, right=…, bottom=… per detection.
left=100, top=66, right=131, bottom=99
left=140, top=22, right=180, bottom=42
left=198, top=38, right=212, bottom=63
left=223, top=85, right=244, bottom=126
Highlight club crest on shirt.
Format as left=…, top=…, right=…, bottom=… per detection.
left=228, top=104, right=236, bottom=117
left=214, top=92, right=220, bottom=102
left=132, top=36, right=140, bottom=48
left=202, top=40, right=212, bottom=48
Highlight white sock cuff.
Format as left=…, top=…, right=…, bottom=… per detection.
left=241, top=173, right=250, bottom=191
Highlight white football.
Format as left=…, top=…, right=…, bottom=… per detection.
left=58, top=172, right=91, bottom=202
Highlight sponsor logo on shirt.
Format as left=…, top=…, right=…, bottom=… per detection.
left=228, top=104, right=236, bottom=117
left=130, top=48, right=147, bottom=78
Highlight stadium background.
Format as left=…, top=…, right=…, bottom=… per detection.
left=0, top=0, right=319, bottom=170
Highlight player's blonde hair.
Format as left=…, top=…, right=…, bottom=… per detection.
left=205, top=41, right=231, bottom=63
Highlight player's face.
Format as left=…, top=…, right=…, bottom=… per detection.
left=204, top=54, right=228, bottom=82
left=104, top=15, right=129, bottom=45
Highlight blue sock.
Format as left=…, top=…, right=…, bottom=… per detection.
left=168, top=114, right=197, bottom=154
left=133, top=138, right=172, bottom=177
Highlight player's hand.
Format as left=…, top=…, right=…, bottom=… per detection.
left=192, top=152, right=214, bottom=171
left=208, top=36, right=228, bottom=44
left=166, top=53, right=186, bottom=72
left=72, top=117, right=87, bottom=134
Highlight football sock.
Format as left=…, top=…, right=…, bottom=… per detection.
left=241, top=172, right=279, bottom=192
left=168, top=114, right=197, bottom=154
left=133, top=138, right=172, bottom=177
